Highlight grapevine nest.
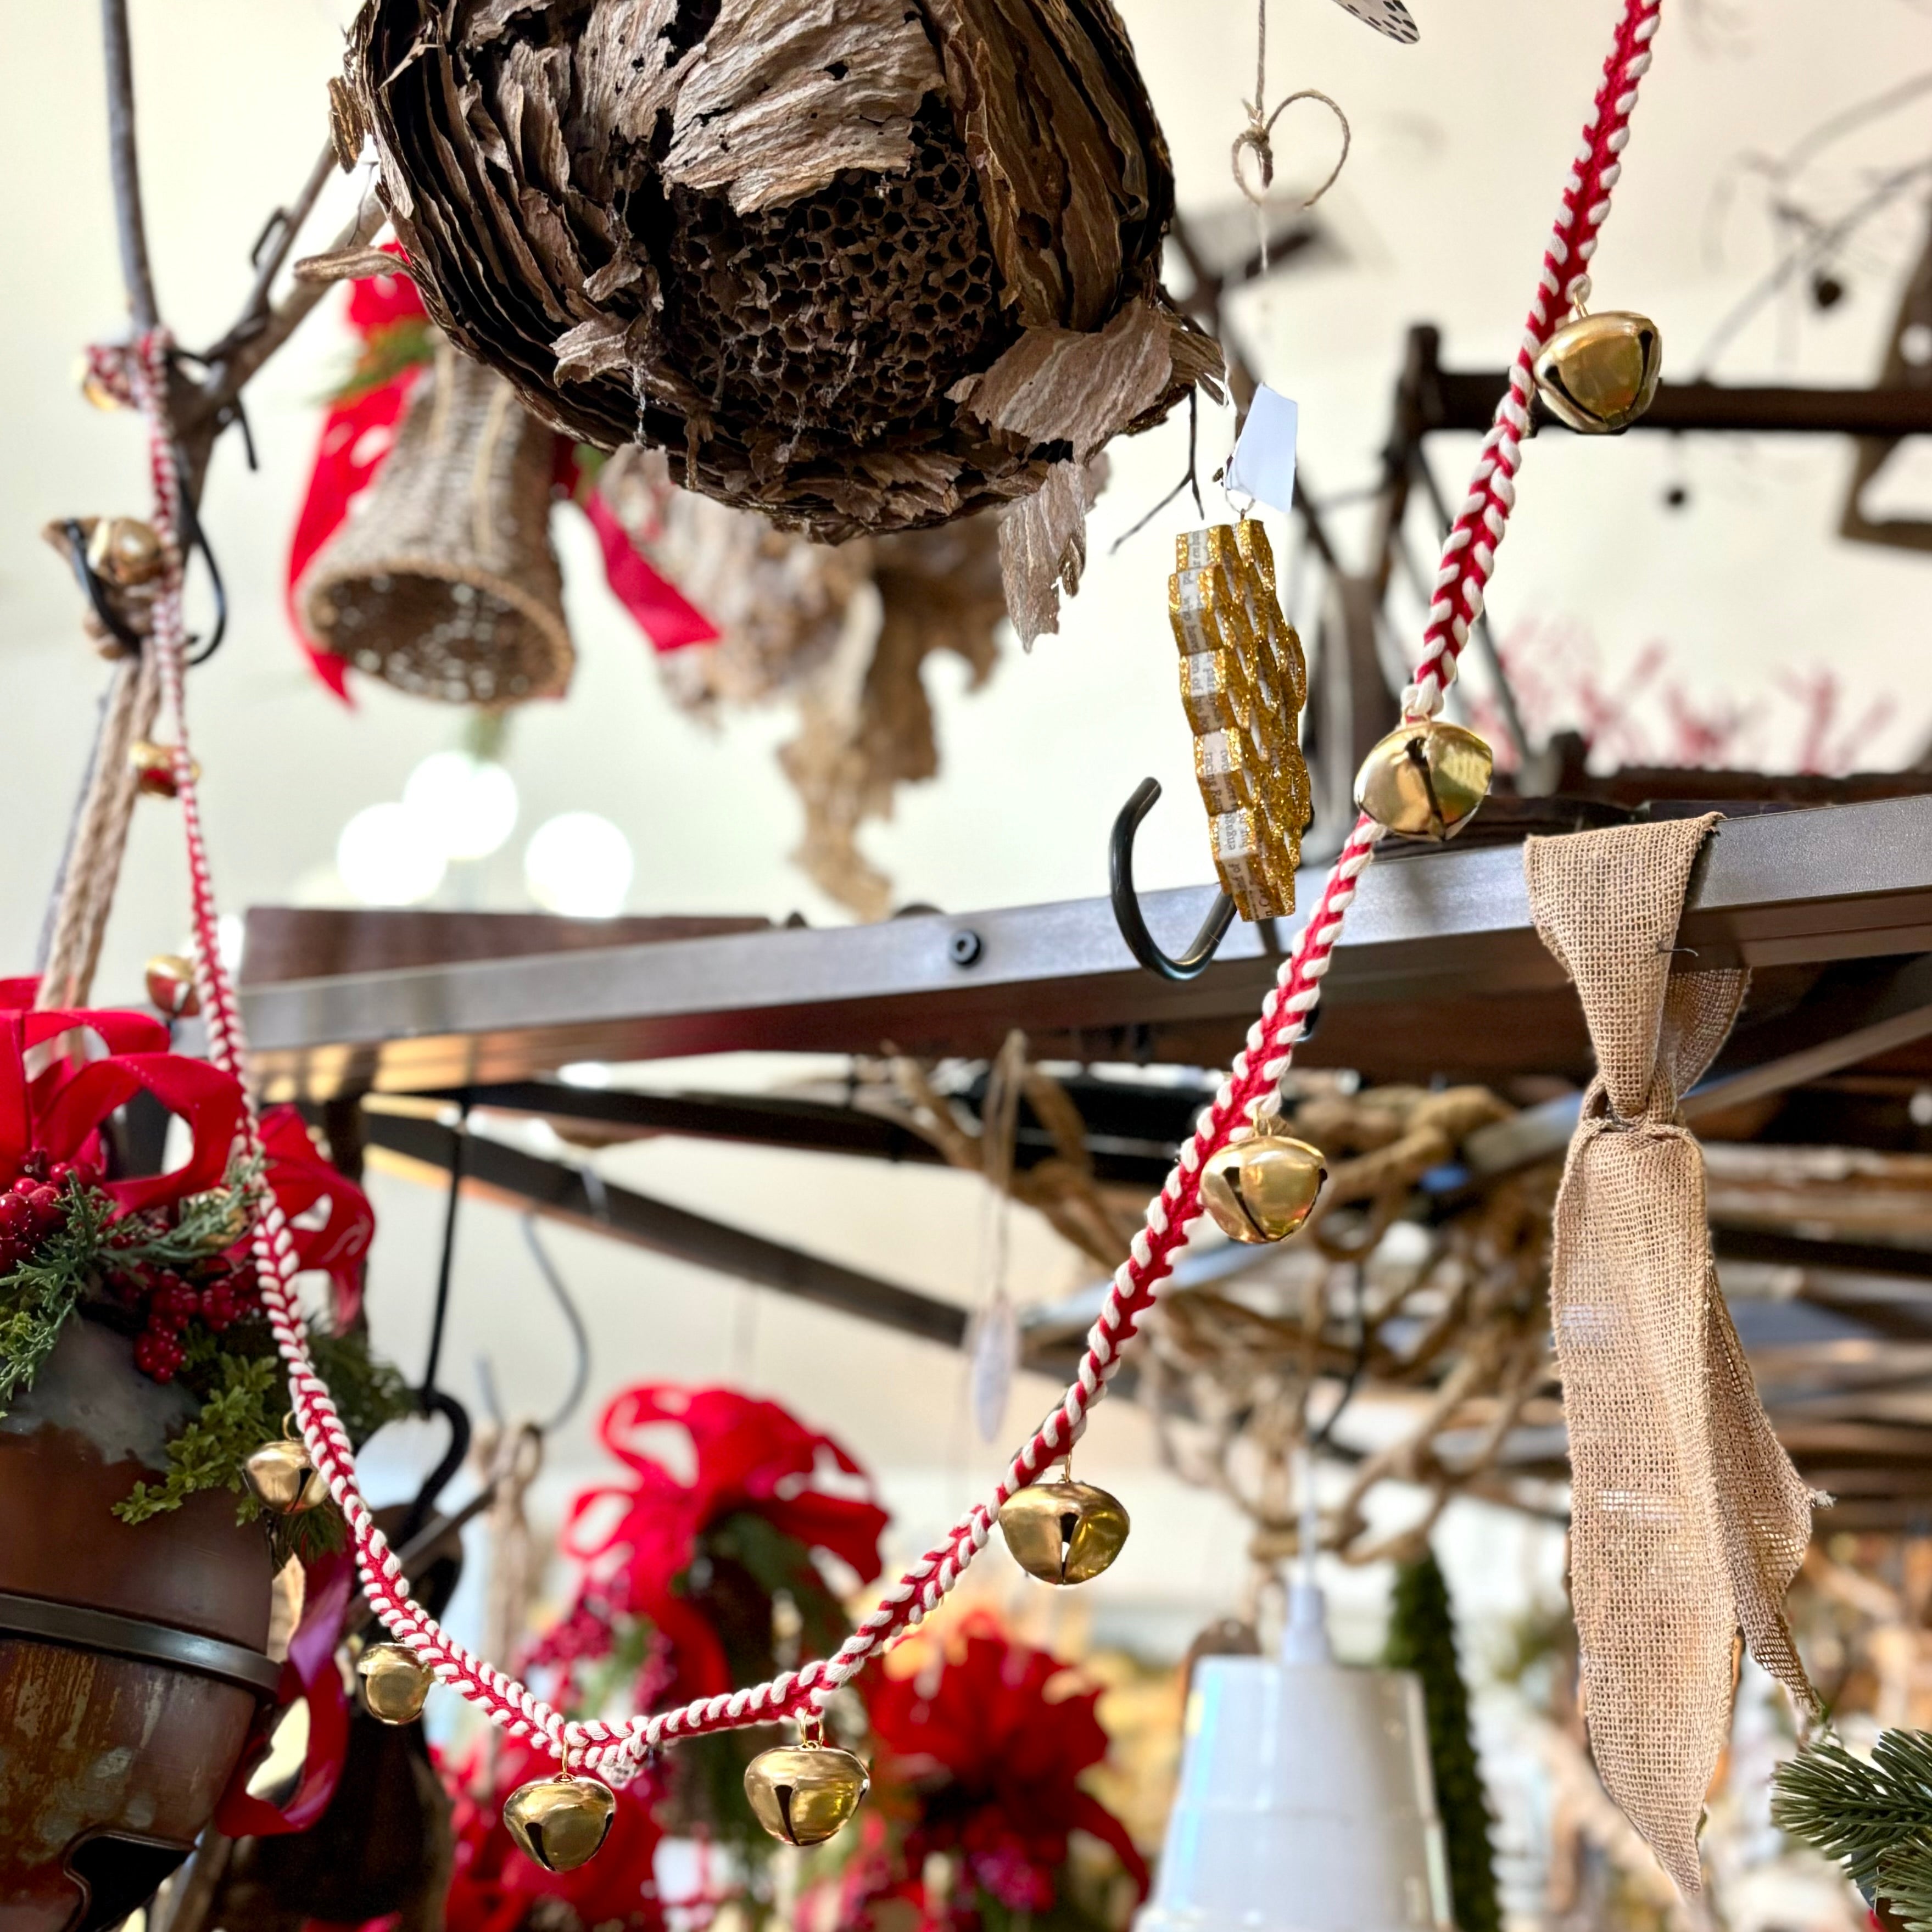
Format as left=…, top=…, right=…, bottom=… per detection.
left=338, top=0, right=1220, bottom=582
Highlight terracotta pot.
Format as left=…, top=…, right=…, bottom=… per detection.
left=0, top=1321, right=275, bottom=1932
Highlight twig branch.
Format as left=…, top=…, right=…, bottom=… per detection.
left=174, top=178, right=385, bottom=499
left=102, top=0, right=158, bottom=330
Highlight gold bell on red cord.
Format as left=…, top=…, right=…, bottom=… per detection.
left=243, top=1425, right=329, bottom=1516
left=998, top=1464, right=1130, bottom=1585
left=143, top=953, right=200, bottom=1019
left=129, top=739, right=197, bottom=800
left=357, top=1641, right=435, bottom=1724
left=744, top=1721, right=870, bottom=1846
left=502, top=1773, right=617, bottom=1871
left=1199, top=1115, right=1327, bottom=1246
left=1353, top=719, right=1494, bottom=842
left=1532, top=295, right=1662, bottom=434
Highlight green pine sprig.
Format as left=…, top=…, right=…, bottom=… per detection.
left=1773, top=1730, right=1932, bottom=1930
left=0, top=1181, right=113, bottom=1415
left=114, top=1351, right=282, bottom=1525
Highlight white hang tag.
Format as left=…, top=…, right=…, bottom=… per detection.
left=1223, top=388, right=1299, bottom=518
left=968, top=1290, right=1020, bottom=1444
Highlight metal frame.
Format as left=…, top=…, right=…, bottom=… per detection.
left=244, top=793, right=1932, bottom=1099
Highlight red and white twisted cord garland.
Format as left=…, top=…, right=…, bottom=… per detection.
left=110, top=0, right=1659, bottom=1791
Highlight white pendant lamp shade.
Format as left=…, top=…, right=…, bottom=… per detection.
left=1137, top=1651, right=1454, bottom=1932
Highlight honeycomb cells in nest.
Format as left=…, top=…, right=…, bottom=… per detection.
left=659, top=104, right=1014, bottom=441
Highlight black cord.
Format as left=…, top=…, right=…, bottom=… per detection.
left=418, top=1099, right=469, bottom=1406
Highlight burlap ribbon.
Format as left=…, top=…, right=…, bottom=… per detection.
left=1526, top=816, right=1818, bottom=1892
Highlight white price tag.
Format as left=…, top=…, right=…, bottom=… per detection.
left=1224, top=387, right=1299, bottom=517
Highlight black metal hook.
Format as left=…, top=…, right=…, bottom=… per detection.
left=1109, top=778, right=1237, bottom=982
left=59, top=521, right=145, bottom=654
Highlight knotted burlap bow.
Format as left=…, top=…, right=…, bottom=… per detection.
left=1526, top=816, right=1818, bottom=1892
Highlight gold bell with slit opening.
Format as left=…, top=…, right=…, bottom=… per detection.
left=998, top=1468, right=1130, bottom=1586
left=129, top=739, right=197, bottom=800
left=243, top=1422, right=329, bottom=1517
left=1531, top=298, right=1662, bottom=434
left=356, top=1641, right=434, bottom=1725
left=1353, top=718, right=1494, bottom=842
left=744, top=1724, right=870, bottom=1846
left=1199, top=1114, right=1327, bottom=1246
left=503, top=1773, right=617, bottom=1872
left=143, top=953, right=201, bottom=1020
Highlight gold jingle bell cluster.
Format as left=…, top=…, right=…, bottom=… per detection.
left=1171, top=522, right=1311, bottom=920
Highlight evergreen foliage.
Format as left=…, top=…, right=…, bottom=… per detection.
left=1773, top=1730, right=1932, bottom=1930
left=1384, top=1549, right=1504, bottom=1932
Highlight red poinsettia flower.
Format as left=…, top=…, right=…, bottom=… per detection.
left=444, top=1734, right=665, bottom=1932
left=866, top=1622, right=1148, bottom=1915
left=560, top=1384, right=887, bottom=1700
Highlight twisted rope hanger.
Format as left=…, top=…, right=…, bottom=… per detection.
left=107, top=0, right=1661, bottom=1788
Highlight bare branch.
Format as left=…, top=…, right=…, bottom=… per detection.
left=101, top=0, right=159, bottom=329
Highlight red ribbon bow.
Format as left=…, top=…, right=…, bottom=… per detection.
left=0, top=984, right=243, bottom=1213
left=561, top=1383, right=887, bottom=1699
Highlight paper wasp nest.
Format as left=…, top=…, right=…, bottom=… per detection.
left=344, top=0, right=1219, bottom=552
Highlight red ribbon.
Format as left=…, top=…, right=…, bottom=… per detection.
left=287, top=254, right=717, bottom=700
left=0, top=987, right=244, bottom=1214
left=258, top=1104, right=375, bottom=1326
left=215, top=1547, right=355, bottom=1837
left=561, top=1383, right=887, bottom=1699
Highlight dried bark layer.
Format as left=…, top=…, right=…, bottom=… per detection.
left=347, top=0, right=1215, bottom=542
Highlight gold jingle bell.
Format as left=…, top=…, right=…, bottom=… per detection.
left=1353, top=719, right=1494, bottom=842
left=144, top=954, right=201, bottom=1020
left=502, top=1774, right=617, bottom=1872
left=129, top=739, right=197, bottom=800
left=1532, top=309, right=1662, bottom=434
left=243, top=1434, right=329, bottom=1516
left=1199, top=1123, right=1326, bottom=1245
left=87, top=517, right=165, bottom=588
left=744, top=1739, right=870, bottom=1846
left=998, top=1478, right=1130, bottom=1586
left=356, top=1641, right=434, bottom=1724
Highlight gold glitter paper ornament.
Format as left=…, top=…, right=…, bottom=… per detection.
left=1170, top=522, right=1311, bottom=920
